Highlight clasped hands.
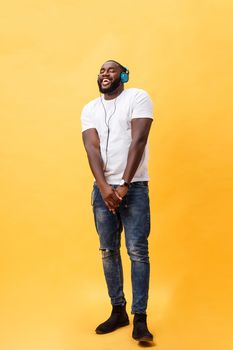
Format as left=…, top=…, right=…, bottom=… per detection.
left=99, top=184, right=128, bottom=214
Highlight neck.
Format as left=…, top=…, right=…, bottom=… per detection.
left=103, top=85, right=124, bottom=100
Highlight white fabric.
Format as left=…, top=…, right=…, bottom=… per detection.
left=81, top=88, right=153, bottom=184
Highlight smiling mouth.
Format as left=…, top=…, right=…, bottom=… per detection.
left=102, top=78, right=111, bottom=86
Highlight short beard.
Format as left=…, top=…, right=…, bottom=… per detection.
left=98, top=77, right=122, bottom=94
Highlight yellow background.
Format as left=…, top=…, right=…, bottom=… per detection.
left=0, top=1, right=232, bottom=349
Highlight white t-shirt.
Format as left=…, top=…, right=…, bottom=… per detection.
left=81, top=88, right=153, bottom=184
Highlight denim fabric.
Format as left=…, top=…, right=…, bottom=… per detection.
left=92, top=181, right=151, bottom=314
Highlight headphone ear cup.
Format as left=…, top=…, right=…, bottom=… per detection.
left=120, top=72, right=129, bottom=83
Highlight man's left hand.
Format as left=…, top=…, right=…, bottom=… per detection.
left=115, top=185, right=128, bottom=200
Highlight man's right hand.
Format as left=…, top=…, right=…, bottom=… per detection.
left=99, top=183, right=122, bottom=214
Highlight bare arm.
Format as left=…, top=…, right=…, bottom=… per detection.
left=82, top=128, right=121, bottom=211
left=116, top=118, right=153, bottom=197
left=82, top=128, right=106, bottom=188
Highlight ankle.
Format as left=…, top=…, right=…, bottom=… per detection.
left=112, top=302, right=127, bottom=312
left=134, top=313, right=147, bottom=321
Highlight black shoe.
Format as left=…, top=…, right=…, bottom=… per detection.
left=95, top=303, right=130, bottom=334
left=132, top=313, right=153, bottom=342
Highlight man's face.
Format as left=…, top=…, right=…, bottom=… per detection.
left=97, top=61, right=122, bottom=94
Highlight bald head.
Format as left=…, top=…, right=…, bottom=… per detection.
left=105, top=60, right=127, bottom=73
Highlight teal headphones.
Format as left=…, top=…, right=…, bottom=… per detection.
left=120, top=67, right=129, bottom=83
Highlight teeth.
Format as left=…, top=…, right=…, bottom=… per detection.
left=102, top=79, right=110, bottom=86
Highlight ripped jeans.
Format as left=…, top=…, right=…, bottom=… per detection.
left=92, top=181, right=151, bottom=314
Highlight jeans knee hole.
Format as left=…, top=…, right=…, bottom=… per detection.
left=100, top=248, right=119, bottom=258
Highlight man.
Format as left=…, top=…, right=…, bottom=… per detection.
left=81, top=60, right=154, bottom=342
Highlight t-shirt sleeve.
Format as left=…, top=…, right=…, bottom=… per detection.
left=81, top=104, right=95, bottom=132
left=131, top=90, right=153, bottom=120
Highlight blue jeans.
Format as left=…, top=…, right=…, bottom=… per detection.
left=92, top=181, right=151, bottom=314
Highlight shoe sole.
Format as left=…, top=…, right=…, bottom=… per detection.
left=95, top=320, right=130, bottom=334
left=133, top=335, right=154, bottom=342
